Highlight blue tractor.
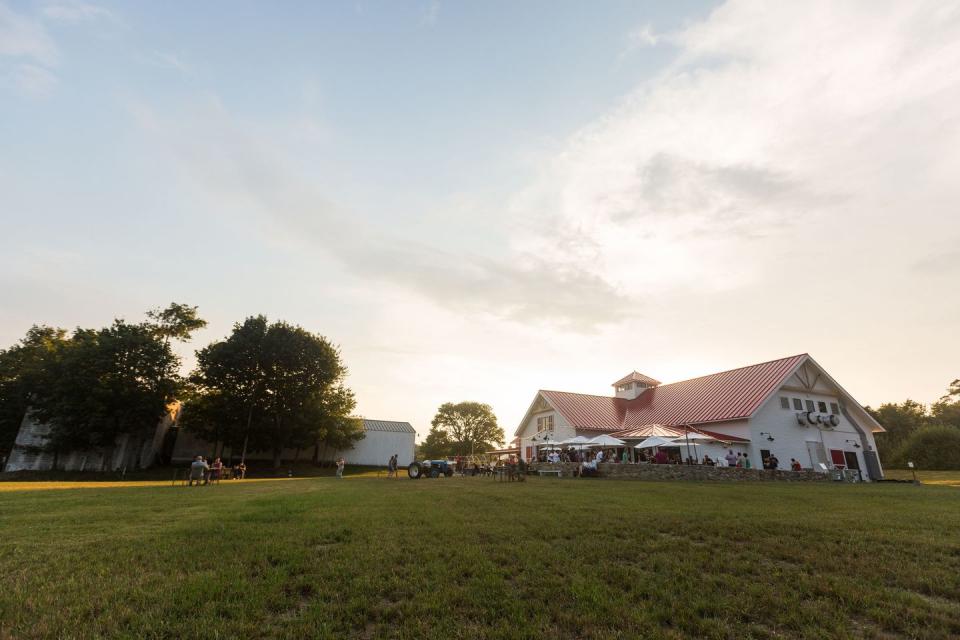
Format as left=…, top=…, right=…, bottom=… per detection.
left=407, top=459, right=454, bottom=479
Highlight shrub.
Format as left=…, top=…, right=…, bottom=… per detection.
left=889, top=424, right=960, bottom=470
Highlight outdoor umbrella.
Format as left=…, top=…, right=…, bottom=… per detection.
left=560, top=436, right=592, bottom=445
left=587, top=434, right=626, bottom=447
left=635, top=436, right=674, bottom=449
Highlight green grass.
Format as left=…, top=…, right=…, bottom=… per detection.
left=883, top=469, right=960, bottom=486
left=1, top=477, right=959, bottom=639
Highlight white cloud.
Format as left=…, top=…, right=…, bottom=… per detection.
left=0, top=3, right=58, bottom=65
left=5, top=62, right=57, bottom=96
left=41, top=0, right=113, bottom=22
left=511, top=0, right=960, bottom=300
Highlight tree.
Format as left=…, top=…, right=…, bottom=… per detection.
left=146, top=303, right=208, bottom=343
left=866, top=399, right=929, bottom=459
left=887, top=424, right=960, bottom=470
left=427, top=402, right=504, bottom=457
left=931, top=379, right=960, bottom=429
left=29, top=320, right=184, bottom=469
left=188, top=316, right=360, bottom=469
left=0, top=326, right=67, bottom=458
left=418, top=428, right=453, bottom=460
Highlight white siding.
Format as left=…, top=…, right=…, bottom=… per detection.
left=749, top=385, right=881, bottom=479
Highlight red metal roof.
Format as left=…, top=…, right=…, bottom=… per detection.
left=542, top=354, right=806, bottom=432
left=611, top=371, right=662, bottom=387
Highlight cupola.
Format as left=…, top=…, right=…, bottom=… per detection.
left=612, top=371, right=661, bottom=400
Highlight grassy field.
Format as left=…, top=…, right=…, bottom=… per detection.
left=1, top=476, right=959, bottom=639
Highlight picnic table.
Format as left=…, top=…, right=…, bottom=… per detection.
left=537, top=468, right=562, bottom=477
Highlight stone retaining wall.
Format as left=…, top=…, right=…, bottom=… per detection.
left=530, top=462, right=860, bottom=483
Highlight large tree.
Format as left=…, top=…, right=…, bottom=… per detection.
left=29, top=319, right=186, bottom=468
left=187, top=316, right=361, bottom=468
left=0, top=326, right=67, bottom=458
left=426, top=401, right=504, bottom=457
left=866, top=399, right=929, bottom=458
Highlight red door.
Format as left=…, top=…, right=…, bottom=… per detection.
left=829, top=449, right=846, bottom=469
left=525, top=446, right=532, bottom=461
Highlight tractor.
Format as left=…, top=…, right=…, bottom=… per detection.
left=407, top=459, right=454, bottom=479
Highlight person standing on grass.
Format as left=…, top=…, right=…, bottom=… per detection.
left=790, top=458, right=802, bottom=471
left=210, top=457, right=223, bottom=483
left=743, top=455, right=751, bottom=470
left=189, top=456, right=208, bottom=486
left=336, top=457, right=345, bottom=479
left=725, top=449, right=737, bottom=467
left=769, top=454, right=779, bottom=470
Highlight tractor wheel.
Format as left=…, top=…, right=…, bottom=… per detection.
left=444, top=468, right=454, bottom=478
left=408, top=462, right=422, bottom=479
left=430, top=468, right=440, bottom=478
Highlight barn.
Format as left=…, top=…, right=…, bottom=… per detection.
left=515, top=354, right=886, bottom=481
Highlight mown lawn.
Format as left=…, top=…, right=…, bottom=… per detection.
left=1, top=476, right=958, bottom=639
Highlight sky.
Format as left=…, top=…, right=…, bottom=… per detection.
left=2, top=0, right=959, bottom=442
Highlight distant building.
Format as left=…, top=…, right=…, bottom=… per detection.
left=167, top=418, right=416, bottom=468
left=515, top=354, right=885, bottom=481
left=2, top=404, right=180, bottom=473
left=3, top=407, right=415, bottom=472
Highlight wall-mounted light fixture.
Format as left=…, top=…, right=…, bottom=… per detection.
left=759, top=432, right=775, bottom=442
left=845, top=439, right=861, bottom=449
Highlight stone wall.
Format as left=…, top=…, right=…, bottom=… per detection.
left=530, top=462, right=861, bottom=483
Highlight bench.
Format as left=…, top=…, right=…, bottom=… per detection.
left=537, top=469, right=562, bottom=477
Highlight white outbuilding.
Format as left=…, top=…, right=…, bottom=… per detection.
left=332, top=419, right=416, bottom=467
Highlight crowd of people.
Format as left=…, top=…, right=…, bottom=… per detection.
left=188, top=455, right=247, bottom=485
left=532, top=447, right=808, bottom=472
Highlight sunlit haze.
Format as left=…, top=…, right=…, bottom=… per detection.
left=2, top=0, right=959, bottom=440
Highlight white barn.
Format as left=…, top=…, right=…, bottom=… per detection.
left=515, top=354, right=885, bottom=481
left=331, top=419, right=416, bottom=467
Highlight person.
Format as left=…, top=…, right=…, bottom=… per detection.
left=653, top=449, right=668, bottom=465
left=595, top=449, right=604, bottom=464
left=769, top=454, right=780, bottom=470
left=387, top=454, right=398, bottom=477
left=725, top=449, right=738, bottom=467
left=702, top=454, right=714, bottom=466
left=516, top=455, right=527, bottom=482
left=735, top=453, right=743, bottom=468
left=236, top=461, right=247, bottom=480
left=790, top=458, right=802, bottom=471
left=336, top=457, right=345, bottom=479
left=210, top=457, right=223, bottom=483
left=188, top=455, right=208, bottom=486
left=743, top=455, right=751, bottom=470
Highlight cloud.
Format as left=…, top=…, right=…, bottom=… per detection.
left=0, top=2, right=59, bottom=96
left=41, top=0, right=113, bottom=22
left=509, top=0, right=960, bottom=297
left=128, top=98, right=631, bottom=331
left=420, top=0, right=440, bottom=27
left=4, top=62, right=57, bottom=96
left=0, top=3, right=58, bottom=65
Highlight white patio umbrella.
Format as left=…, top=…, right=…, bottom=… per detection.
left=587, top=434, right=626, bottom=447
left=560, top=436, right=592, bottom=445
left=635, top=436, right=674, bottom=449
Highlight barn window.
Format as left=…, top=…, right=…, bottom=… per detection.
left=780, top=397, right=790, bottom=409
left=805, top=400, right=815, bottom=412
left=817, top=401, right=827, bottom=412
left=793, top=398, right=803, bottom=410
left=830, top=402, right=840, bottom=414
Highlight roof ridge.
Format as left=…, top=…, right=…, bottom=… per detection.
left=654, top=354, right=807, bottom=389
left=541, top=389, right=618, bottom=400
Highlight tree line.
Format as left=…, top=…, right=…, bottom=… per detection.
left=0, top=304, right=362, bottom=470
left=866, top=379, right=960, bottom=470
